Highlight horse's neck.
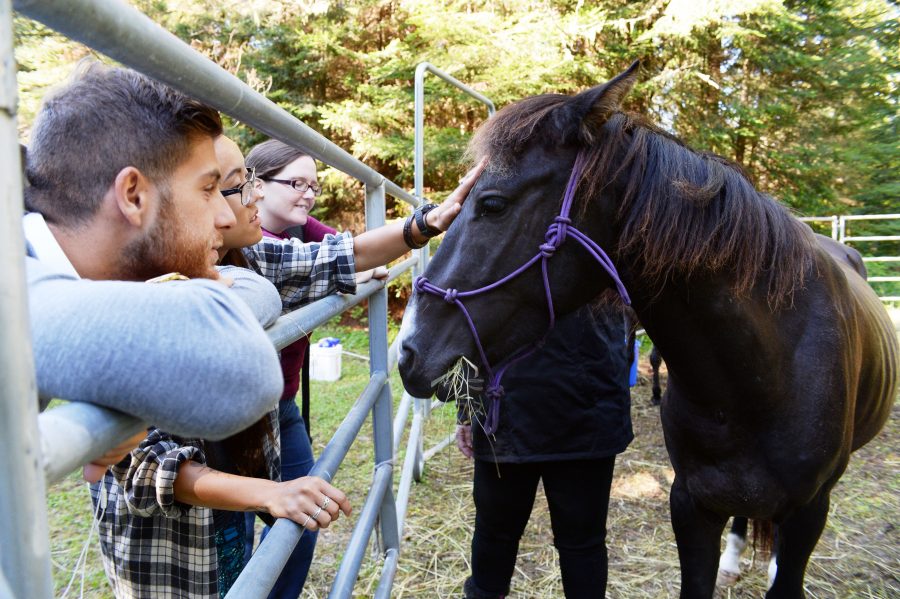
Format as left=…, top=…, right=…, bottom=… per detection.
left=628, top=276, right=776, bottom=404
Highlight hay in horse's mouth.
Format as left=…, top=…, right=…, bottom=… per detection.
left=431, top=356, right=488, bottom=425
left=430, top=356, right=480, bottom=400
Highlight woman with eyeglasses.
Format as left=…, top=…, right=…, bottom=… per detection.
left=234, top=139, right=339, bottom=597
left=222, top=136, right=482, bottom=597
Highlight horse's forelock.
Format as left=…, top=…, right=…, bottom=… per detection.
left=465, top=93, right=576, bottom=176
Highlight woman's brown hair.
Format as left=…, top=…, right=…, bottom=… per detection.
left=245, top=139, right=314, bottom=179
left=209, top=247, right=274, bottom=478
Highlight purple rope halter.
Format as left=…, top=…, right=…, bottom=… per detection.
left=414, top=152, right=631, bottom=435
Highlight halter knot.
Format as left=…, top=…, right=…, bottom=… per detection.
left=414, top=276, right=428, bottom=292
left=486, top=384, right=505, bottom=401
left=539, top=242, right=556, bottom=258
left=442, top=288, right=459, bottom=303
left=549, top=215, right=572, bottom=244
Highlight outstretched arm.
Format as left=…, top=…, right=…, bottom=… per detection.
left=352, top=160, right=485, bottom=272
left=245, top=160, right=485, bottom=310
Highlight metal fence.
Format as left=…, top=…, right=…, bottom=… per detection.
left=800, top=214, right=900, bottom=302
left=0, top=1, right=493, bottom=598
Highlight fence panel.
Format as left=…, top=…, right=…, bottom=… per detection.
left=0, top=2, right=53, bottom=596
left=4, top=1, right=460, bottom=597
left=801, top=214, right=899, bottom=303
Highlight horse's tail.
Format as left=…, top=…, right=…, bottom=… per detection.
left=752, top=519, right=775, bottom=559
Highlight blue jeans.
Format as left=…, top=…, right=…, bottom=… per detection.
left=244, top=400, right=318, bottom=598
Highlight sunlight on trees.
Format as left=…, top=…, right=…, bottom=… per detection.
left=14, top=0, right=899, bottom=221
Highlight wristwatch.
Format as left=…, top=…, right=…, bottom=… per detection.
left=414, top=203, right=441, bottom=238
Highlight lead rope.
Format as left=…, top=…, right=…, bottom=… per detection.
left=415, top=152, right=631, bottom=434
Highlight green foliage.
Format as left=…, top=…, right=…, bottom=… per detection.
left=13, top=0, right=899, bottom=220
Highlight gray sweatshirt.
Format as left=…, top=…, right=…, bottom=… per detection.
left=27, top=257, right=284, bottom=440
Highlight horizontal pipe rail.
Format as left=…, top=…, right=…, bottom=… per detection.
left=39, top=404, right=145, bottom=485
left=841, top=214, right=900, bottom=221
left=13, top=0, right=418, bottom=206
left=329, top=464, right=394, bottom=598
left=842, top=235, right=900, bottom=242
left=423, top=432, right=456, bottom=461
left=226, top=372, right=388, bottom=597
left=266, top=257, right=416, bottom=350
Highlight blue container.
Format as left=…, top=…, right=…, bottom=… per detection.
left=629, top=338, right=641, bottom=387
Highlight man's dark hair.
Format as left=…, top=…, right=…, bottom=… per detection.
left=24, top=60, right=223, bottom=225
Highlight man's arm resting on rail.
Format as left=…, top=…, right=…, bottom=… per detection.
left=217, top=264, right=282, bottom=327
left=28, top=257, right=283, bottom=440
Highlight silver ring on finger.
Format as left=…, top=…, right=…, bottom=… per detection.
left=311, top=506, right=323, bottom=522
left=302, top=514, right=313, bottom=528
left=321, top=496, right=331, bottom=510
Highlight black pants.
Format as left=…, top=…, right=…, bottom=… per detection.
left=471, top=457, right=616, bottom=598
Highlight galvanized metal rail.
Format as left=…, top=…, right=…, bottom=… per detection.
left=0, top=1, right=498, bottom=598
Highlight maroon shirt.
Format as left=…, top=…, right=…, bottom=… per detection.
left=263, top=216, right=337, bottom=402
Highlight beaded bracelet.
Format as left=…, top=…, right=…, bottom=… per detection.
left=403, top=214, right=428, bottom=249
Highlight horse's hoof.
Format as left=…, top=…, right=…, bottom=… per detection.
left=716, top=569, right=740, bottom=587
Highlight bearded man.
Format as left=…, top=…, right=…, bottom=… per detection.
left=22, top=61, right=283, bottom=440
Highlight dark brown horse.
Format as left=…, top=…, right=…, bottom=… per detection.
left=398, top=63, right=898, bottom=598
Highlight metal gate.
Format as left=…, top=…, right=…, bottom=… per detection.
left=800, top=214, right=900, bottom=302
left=0, top=1, right=494, bottom=597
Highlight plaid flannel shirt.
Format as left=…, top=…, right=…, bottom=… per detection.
left=243, top=232, right=357, bottom=312
left=90, top=410, right=280, bottom=599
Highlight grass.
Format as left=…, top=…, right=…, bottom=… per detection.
left=46, top=323, right=899, bottom=598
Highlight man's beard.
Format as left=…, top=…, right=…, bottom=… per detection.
left=119, top=196, right=219, bottom=281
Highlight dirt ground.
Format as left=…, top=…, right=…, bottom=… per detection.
left=314, top=362, right=899, bottom=598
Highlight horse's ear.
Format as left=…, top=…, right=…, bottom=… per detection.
left=572, top=61, right=640, bottom=139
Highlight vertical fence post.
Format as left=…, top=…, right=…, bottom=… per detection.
left=365, top=180, right=399, bottom=553
left=0, top=2, right=54, bottom=596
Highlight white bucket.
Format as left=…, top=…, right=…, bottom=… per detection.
left=310, top=343, right=342, bottom=381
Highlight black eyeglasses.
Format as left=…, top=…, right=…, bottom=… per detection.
left=221, top=168, right=262, bottom=206
left=262, top=177, right=322, bottom=197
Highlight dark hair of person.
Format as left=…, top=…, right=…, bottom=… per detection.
left=219, top=247, right=249, bottom=268
left=206, top=416, right=276, bottom=479
left=208, top=247, right=272, bottom=477
left=24, top=59, right=222, bottom=226
left=245, top=139, right=314, bottom=179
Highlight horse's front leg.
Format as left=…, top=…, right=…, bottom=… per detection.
left=670, top=476, right=728, bottom=599
left=765, top=489, right=831, bottom=599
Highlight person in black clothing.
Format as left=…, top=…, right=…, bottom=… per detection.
left=457, top=304, right=633, bottom=599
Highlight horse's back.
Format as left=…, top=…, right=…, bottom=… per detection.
left=815, top=234, right=867, bottom=278
left=820, top=246, right=898, bottom=450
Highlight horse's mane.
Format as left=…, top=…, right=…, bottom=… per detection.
left=467, top=95, right=815, bottom=308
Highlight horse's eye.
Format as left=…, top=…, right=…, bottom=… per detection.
left=478, top=196, right=507, bottom=216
